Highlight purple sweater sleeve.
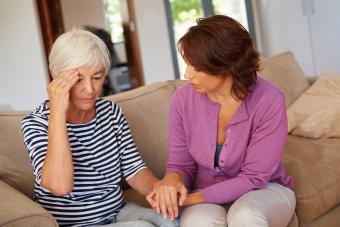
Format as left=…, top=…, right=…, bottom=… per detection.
left=165, top=92, right=197, bottom=189
left=201, top=94, right=288, bottom=203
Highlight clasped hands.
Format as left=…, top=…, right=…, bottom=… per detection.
left=146, top=173, right=187, bottom=220
left=146, top=173, right=204, bottom=220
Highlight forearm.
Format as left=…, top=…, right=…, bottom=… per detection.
left=127, top=168, right=159, bottom=196
left=164, top=172, right=184, bottom=185
left=41, top=113, right=74, bottom=195
left=200, top=174, right=254, bottom=204
left=182, top=191, right=204, bottom=206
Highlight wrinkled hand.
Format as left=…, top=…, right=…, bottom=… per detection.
left=146, top=173, right=187, bottom=220
left=47, top=70, right=79, bottom=114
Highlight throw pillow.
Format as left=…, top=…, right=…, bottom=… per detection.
left=287, top=74, right=340, bottom=138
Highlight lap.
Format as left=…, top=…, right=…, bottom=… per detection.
left=180, top=203, right=227, bottom=227
left=117, top=202, right=179, bottom=227
left=90, top=220, right=155, bottom=227
left=227, top=183, right=296, bottom=227
left=90, top=202, right=179, bottom=227
left=180, top=183, right=296, bottom=227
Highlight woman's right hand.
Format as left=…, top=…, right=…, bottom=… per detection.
left=146, top=172, right=187, bottom=220
left=47, top=70, right=79, bottom=114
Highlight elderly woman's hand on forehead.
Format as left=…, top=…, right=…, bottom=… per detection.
left=47, top=70, right=79, bottom=114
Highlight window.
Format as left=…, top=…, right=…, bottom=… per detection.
left=213, top=0, right=248, bottom=30
left=103, top=0, right=124, bottom=43
left=167, top=0, right=251, bottom=79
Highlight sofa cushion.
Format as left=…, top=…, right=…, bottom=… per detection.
left=259, top=51, right=310, bottom=108
left=106, top=81, right=177, bottom=179
left=287, top=75, right=340, bottom=138
left=0, top=180, right=57, bottom=227
left=306, top=204, right=340, bottom=227
left=0, top=111, right=35, bottom=198
left=282, top=135, right=340, bottom=224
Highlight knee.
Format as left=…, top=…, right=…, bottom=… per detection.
left=227, top=206, right=268, bottom=227
left=180, top=204, right=227, bottom=227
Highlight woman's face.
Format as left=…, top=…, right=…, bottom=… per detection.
left=184, top=64, right=228, bottom=94
left=69, top=66, right=105, bottom=111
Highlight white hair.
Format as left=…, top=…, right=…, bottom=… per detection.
left=48, top=29, right=111, bottom=77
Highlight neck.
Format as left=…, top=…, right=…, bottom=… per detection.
left=207, top=77, right=237, bottom=104
left=66, top=104, right=96, bottom=124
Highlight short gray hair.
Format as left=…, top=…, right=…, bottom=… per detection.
left=49, top=29, right=111, bottom=77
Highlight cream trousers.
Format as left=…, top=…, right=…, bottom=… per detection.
left=180, top=183, right=296, bottom=227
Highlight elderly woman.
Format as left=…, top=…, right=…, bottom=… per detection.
left=147, top=15, right=296, bottom=227
left=22, top=30, right=179, bottom=227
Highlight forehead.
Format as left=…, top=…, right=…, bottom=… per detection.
left=78, top=66, right=104, bottom=76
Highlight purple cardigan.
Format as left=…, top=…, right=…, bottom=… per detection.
left=166, top=77, right=293, bottom=204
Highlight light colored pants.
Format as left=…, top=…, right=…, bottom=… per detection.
left=90, top=202, right=179, bottom=227
left=180, top=183, right=296, bottom=227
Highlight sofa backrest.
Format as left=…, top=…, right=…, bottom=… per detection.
left=259, top=51, right=310, bottom=107
left=106, top=80, right=187, bottom=179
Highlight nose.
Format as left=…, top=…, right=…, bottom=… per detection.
left=83, top=79, right=95, bottom=96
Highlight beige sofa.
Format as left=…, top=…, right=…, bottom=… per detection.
left=0, top=52, right=339, bottom=226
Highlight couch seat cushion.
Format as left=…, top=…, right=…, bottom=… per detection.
left=282, top=135, right=340, bottom=224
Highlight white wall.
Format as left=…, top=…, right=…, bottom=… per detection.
left=133, top=0, right=175, bottom=84
left=0, top=0, right=48, bottom=110
left=60, top=0, right=106, bottom=31
left=253, top=0, right=340, bottom=76
left=253, top=0, right=314, bottom=75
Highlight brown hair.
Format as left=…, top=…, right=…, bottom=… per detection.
left=178, top=15, right=260, bottom=100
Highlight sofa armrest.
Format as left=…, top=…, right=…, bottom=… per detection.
left=0, top=180, right=58, bottom=227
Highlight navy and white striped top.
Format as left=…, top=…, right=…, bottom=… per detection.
left=22, top=98, right=146, bottom=226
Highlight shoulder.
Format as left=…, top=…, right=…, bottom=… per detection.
left=248, top=77, right=285, bottom=106
left=245, top=77, right=286, bottom=121
left=253, top=77, right=283, bottom=97
left=22, top=102, right=49, bottom=129
left=173, top=82, right=192, bottom=96
left=22, top=102, right=49, bottom=141
left=171, top=83, right=198, bottom=104
left=97, top=98, right=122, bottom=112
left=98, top=98, right=125, bottom=121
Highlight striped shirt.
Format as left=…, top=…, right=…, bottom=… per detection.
left=22, top=98, right=146, bottom=226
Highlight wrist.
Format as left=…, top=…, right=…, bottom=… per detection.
left=165, top=172, right=183, bottom=182
left=151, top=179, right=160, bottom=189
left=183, top=191, right=204, bottom=206
left=49, top=111, right=66, bottom=122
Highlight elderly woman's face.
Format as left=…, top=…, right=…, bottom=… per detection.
left=184, top=64, right=228, bottom=94
left=69, top=66, right=105, bottom=111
